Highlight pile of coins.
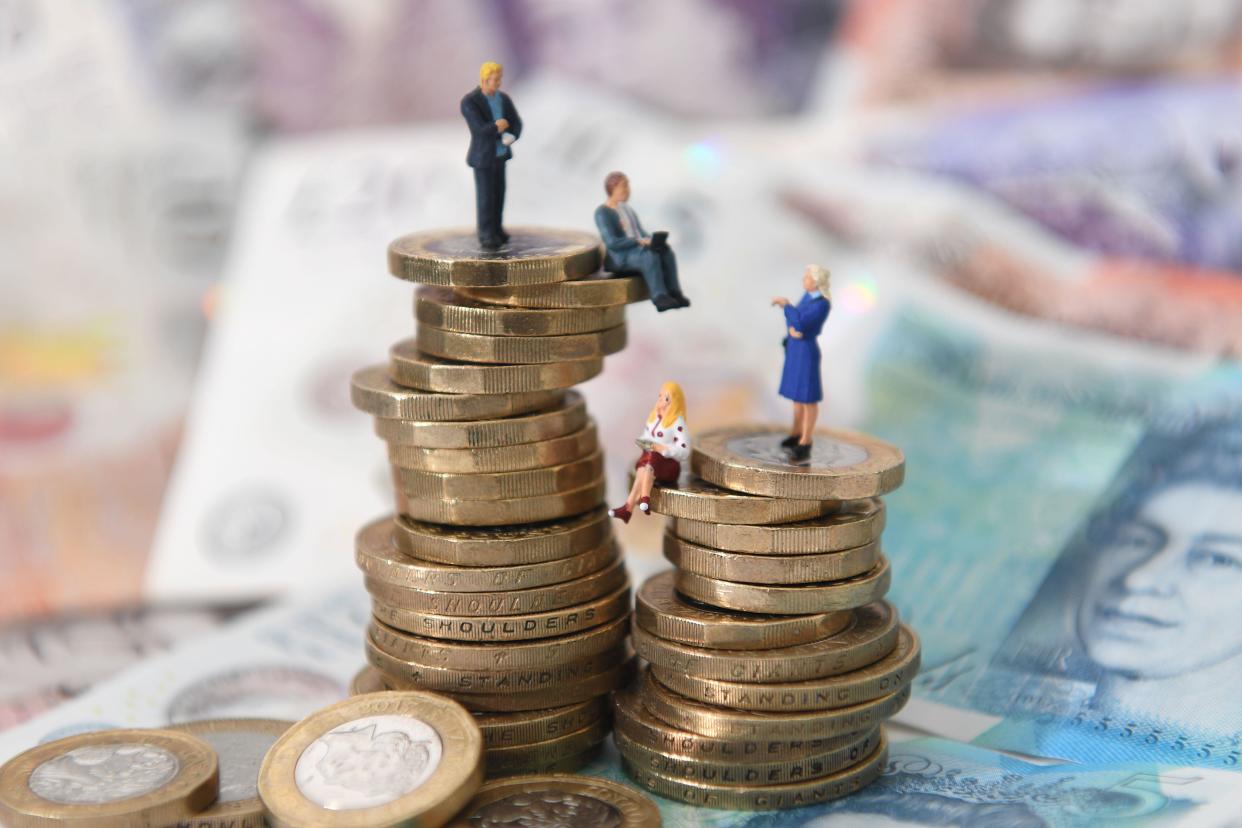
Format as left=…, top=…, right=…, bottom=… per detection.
left=349, top=228, right=648, bottom=777
left=616, top=425, right=921, bottom=810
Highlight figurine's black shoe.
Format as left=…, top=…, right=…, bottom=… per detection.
left=672, top=293, right=691, bottom=308
left=789, top=442, right=812, bottom=463
left=479, top=236, right=503, bottom=251
left=498, top=229, right=511, bottom=243
left=780, top=434, right=799, bottom=449
left=653, top=294, right=681, bottom=312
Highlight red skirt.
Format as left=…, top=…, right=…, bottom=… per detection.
left=635, top=450, right=680, bottom=484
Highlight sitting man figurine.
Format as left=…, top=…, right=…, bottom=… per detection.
left=594, top=171, right=690, bottom=312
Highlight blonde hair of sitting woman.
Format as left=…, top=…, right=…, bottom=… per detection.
left=647, top=381, right=686, bottom=430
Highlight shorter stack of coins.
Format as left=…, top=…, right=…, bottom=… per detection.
left=616, top=424, right=920, bottom=811
left=350, top=228, right=648, bottom=777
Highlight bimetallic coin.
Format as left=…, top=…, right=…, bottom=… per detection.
left=621, top=733, right=888, bottom=811
left=416, top=325, right=626, bottom=365
left=635, top=571, right=849, bottom=651
left=392, top=452, right=603, bottom=500
left=372, top=583, right=631, bottom=642
left=691, top=425, right=905, bottom=500
left=664, top=533, right=880, bottom=585
left=356, top=517, right=616, bottom=592
left=393, top=508, right=610, bottom=566
left=387, top=422, right=598, bottom=473
left=657, top=625, right=920, bottom=712
left=675, top=557, right=891, bottom=615
left=474, top=697, right=609, bottom=749
left=365, top=558, right=627, bottom=617
left=641, top=669, right=911, bottom=741
left=374, top=391, right=587, bottom=448
left=390, top=344, right=603, bottom=394
left=367, top=614, right=629, bottom=671
left=170, top=719, right=292, bottom=828
left=641, top=473, right=840, bottom=525
left=0, top=729, right=218, bottom=827
left=460, top=273, right=649, bottom=308
left=670, top=499, right=885, bottom=554
left=257, top=691, right=482, bottom=828
left=415, top=287, right=626, bottom=335
left=351, top=364, right=562, bottom=421
left=484, top=719, right=611, bottom=777
left=615, top=726, right=879, bottom=787
left=446, top=774, right=660, bottom=828
left=396, top=478, right=606, bottom=526
left=388, top=228, right=601, bottom=287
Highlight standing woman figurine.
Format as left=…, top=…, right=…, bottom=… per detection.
left=609, top=381, right=689, bottom=523
left=772, top=265, right=831, bottom=463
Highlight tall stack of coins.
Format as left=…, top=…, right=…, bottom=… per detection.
left=616, top=424, right=921, bottom=811
left=349, top=228, right=648, bottom=777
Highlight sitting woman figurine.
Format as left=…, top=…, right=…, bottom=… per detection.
left=609, top=381, right=689, bottom=523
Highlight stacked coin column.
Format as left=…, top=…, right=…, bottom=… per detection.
left=616, top=424, right=920, bottom=811
left=348, top=228, right=646, bottom=777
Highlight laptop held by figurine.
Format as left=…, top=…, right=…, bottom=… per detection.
left=649, top=231, right=669, bottom=252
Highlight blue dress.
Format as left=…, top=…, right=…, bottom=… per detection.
left=778, top=293, right=831, bottom=403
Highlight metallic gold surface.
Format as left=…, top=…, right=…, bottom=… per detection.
left=373, top=391, right=586, bottom=448
left=483, top=719, right=611, bottom=776
left=670, top=499, right=885, bottom=554
left=393, top=452, right=603, bottom=500
left=416, top=324, right=627, bottom=365
left=641, top=473, right=839, bottom=525
left=675, top=557, right=891, bottom=615
left=474, top=697, right=608, bottom=749
left=351, top=364, right=562, bottom=421
left=446, top=774, right=660, bottom=828
left=388, top=227, right=601, bottom=287
left=664, top=533, right=881, bottom=585
left=392, top=508, right=610, bottom=566
left=460, top=274, right=649, bottom=308
left=395, top=478, right=605, bottom=526
left=415, top=286, right=626, bottom=335
left=389, top=344, right=602, bottom=393
left=349, top=666, right=387, bottom=696
left=168, top=719, right=293, bottom=828
left=387, top=422, right=597, bottom=473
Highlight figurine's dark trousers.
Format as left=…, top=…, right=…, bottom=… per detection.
left=474, top=162, right=507, bottom=245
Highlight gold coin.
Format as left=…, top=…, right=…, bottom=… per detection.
left=446, top=774, right=660, bottom=828
left=388, top=227, right=602, bottom=286
left=0, top=728, right=218, bottom=828
left=440, top=651, right=636, bottom=713
left=351, top=364, right=562, bottom=421
left=642, top=668, right=911, bottom=741
left=656, top=625, right=920, bottom=712
left=635, top=570, right=849, bottom=651
left=392, top=507, right=610, bottom=566
left=373, top=583, right=631, bottom=642
left=621, top=732, right=888, bottom=811
left=615, top=725, right=879, bottom=787
left=636, top=601, right=899, bottom=683
left=395, top=478, right=605, bottom=526
left=691, top=425, right=905, bottom=500
left=388, top=422, right=598, bottom=473
left=664, top=533, right=880, bottom=585
left=364, top=637, right=629, bottom=694
left=675, top=557, right=891, bottom=615
left=671, top=499, right=885, bottom=554
left=357, top=517, right=617, bottom=592
left=416, top=324, right=627, bottom=365
left=168, top=719, right=292, bottom=828
left=612, top=681, right=838, bottom=763
left=415, top=286, right=627, bottom=335
left=639, top=472, right=840, bottom=525
left=368, top=614, right=629, bottom=671
left=257, top=691, right=483, bottom=828
left=390, top=344, right=602, bottom=393
left=365, top=558, right=628, bottom=617
left=485, top=719, right=611, bottom=777
left=374, top=390, right=587, bottom=448
left=474, top=697, right=609, bottom=749
left=460, top=273, right=649, bottom=308
left=392, top=452, right=603, bottom=500
left=350, top=666, right=386, bottom=696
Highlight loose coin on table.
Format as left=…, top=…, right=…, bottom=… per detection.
left=392, top=507, right=610, bottom=566
left=641, top=472, right=840, bottom=525
left=389, top=343, right=603, bottom=394
left=415, top=286, right=626, bottom=335
left=664, top=532, right=881, bottom=585
left=460, top=273, right=649, bottom=308
left=388, top=227, right=601, bottom=286
left=0, top=728, right=218, bottom=827
left=675, top=556, right=891, bottom=615
left=691, top=425, right=905, bottom=500
left=446, top=774, right=661, bottom=828
left=387, top=422, right=598, bottom=473
left=670, top=498, right=885, bottom=554
left=416, top=324, right=627, bottom=364
left=170, top=718, right=292, bottom=828
left=257, top=690, right=482, bottom=828
left=635, top=570, right=850, bottom=650
left=374, top=390, right=587, bottom=448
left=351, top=364, right=562, bottom=421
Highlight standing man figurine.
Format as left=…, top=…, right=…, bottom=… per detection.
left=772, top=265, right=831, bottom=463
left=462, top=61, right=521, bottom=250
left=595, top=171, right=690, bottom=312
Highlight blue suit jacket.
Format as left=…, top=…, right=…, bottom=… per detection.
left=594, top=204, right=647, bottom=270
left=461, top=88, right=522, bottom=169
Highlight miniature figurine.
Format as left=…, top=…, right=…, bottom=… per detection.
left=461, top=61, right=522, bottom=250
left=594, top=172, right=690, bottom=312
left=772, top=265, right=831, bottom=463
left=609, top=381, right=690, bottom=523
